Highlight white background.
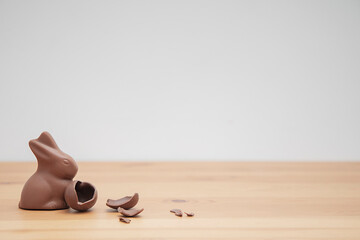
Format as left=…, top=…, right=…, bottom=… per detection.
left=0, top=0, right=359, bottom=161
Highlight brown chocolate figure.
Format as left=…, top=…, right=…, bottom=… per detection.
left=19, top=132, right=78, bottom=210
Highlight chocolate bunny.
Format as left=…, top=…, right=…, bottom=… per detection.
left=19, top=132, right=78, bottom=210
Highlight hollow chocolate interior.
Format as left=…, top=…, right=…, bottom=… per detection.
left=75, top=181, right=95, bottom=203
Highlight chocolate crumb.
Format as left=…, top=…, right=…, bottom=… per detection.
left=185, top=212, right=194, bottom=217
left=170, top=208, right=181, bottom=213
left=119, top=217, right=131, bottom=224
left=170, top=209, right=183, bottom=217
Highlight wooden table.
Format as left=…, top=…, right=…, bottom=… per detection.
left=0, top=162, right=360, bottom=239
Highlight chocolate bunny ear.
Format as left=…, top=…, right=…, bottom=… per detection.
left=29, top=132, right=60, bottom=162
left=37, top=132, right=59, bottom=149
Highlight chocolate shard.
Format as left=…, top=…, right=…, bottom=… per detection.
left=170, top=209, right=183, bottom=217
left=185, top=212, right=194, bottom=217
left=119, top=217, right=131, bottom=224
left=106, top=193, right=139, bottom=210
left=170, top=208, right=181, bottom=213
left=174, top=210, right=183, bottom=217
left=118, top=207, right=144, bottom=217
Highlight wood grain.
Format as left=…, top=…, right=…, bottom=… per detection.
left=0, top=162, right=360, bottom=239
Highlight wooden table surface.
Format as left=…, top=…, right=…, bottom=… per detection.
left=0, top=162, right=360, bottom=239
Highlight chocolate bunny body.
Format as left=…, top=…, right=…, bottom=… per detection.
left=19, top=132, right=78, bottom=210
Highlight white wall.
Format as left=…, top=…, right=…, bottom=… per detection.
left=0, top=0, right=359, bottom=161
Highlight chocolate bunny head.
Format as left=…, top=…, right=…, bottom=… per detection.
left=29, top=132, right=78, bottom=179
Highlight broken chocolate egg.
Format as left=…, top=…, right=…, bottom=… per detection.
left=106, top=193, right=139, bottom=210
left=64, top=180, right=97, bottom=211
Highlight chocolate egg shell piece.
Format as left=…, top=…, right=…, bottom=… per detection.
left=170, top=209, right=183, bottom=217
left=106, top=193, right=139, bottom=210
left=185, top=212, right=194, bottom=217
left=170, top=208, right=181, bottom=213
left=64, top=180, right=98, bottom=211
left=174, top=210, right=183, bottom=217
left=119, top=217, right=131, bottom=224
left=117, top=207, right=144, bottom=217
